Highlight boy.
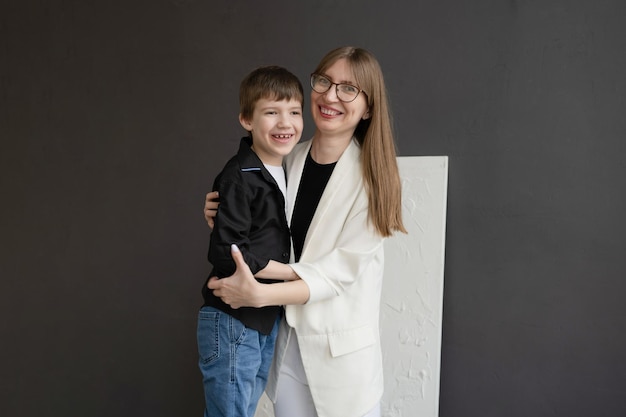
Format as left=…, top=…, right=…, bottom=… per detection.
left=197, top=66, right=303, bottom=417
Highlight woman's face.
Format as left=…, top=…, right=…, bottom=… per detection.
left=310, top=58, right=370, bottom=139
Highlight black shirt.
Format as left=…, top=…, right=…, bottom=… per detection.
left=290, top=151, right=337, bottom=262
left=203, top=137, right=290, bottom=334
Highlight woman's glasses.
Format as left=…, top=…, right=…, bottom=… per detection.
left=310, top=73, right=366, bottom=103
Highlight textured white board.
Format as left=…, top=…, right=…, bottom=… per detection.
left=255, top=156, right=449, bottom=417
left=380, top=156, right=448, bottom=417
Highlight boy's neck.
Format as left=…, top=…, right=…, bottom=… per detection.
left=262, top=161, right=283, bottom=168
left=250, top=144, right=283, bottom=167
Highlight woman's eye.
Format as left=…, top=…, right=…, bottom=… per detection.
left=317, top=78, right=330, bottom=87
left=341, top=84, right=358, bottom=94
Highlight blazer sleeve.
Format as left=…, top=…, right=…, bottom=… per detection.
left=289, top=193, right=385, bottom=304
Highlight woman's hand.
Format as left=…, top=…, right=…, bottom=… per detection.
left=207, top=244, right=263, bottom=308
left=204, top=191, right=219, bottom=229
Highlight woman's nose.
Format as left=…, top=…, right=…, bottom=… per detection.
left=322, top=84, right=339, bottom=101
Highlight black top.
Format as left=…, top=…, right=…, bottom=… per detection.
left=203, top=137, right=290, bottom=334
left=290, top=151, right=337, bottom=262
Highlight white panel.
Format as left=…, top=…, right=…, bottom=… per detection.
left=380, top=156, right=448, bottom=417
left=256, top=156, right=449, bottom=417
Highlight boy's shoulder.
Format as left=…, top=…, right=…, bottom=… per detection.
left=215, top=152, right=244, bottom=182
left=214, top=144, right=265, bottom=187
left=220, top=143, right=262, bottom=173
left=220, top=151, right=243, bottom=170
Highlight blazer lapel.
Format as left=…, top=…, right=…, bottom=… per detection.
left=301, top=139, right=361, bottom=255
left=285, top=141, right=311, bottom=226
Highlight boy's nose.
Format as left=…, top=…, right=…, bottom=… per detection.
left=277, top=116, right=291, bottom=127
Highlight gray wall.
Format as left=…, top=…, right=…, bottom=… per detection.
left=1, top=1, right=625, bottom=416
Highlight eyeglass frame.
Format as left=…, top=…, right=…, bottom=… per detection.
left=310, top=73, right=366, bottom=103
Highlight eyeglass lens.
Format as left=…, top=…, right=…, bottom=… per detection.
left=311, top=74, right=361, bottom=102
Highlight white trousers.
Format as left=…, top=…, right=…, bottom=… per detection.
left=273, top=330, right=381, bottom=417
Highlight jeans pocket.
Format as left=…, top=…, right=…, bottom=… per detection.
left=197, top=308, right=220, bottom=364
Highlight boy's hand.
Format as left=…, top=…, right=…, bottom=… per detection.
left=207, top=244, right=262, bottom=309
left=204, top=191, right=219, bottom=229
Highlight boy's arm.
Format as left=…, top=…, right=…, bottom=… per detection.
left=208, top=179, right=268, bottom=276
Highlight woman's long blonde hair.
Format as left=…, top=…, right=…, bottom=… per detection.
left=313, top=47, right=406, bottom=237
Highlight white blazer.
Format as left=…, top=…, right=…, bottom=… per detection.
left=266, top=138, right=386, bottom=417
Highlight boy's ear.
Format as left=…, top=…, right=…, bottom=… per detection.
left=239, top=114, right=252, bottom=131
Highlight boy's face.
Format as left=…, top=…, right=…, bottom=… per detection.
left=239, top=98, right=303, bottom=166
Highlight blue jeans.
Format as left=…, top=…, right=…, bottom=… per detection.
left=197, top=306, right=279, bottom=417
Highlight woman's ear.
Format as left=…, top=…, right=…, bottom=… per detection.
left=362, top=109, right=371, bottom=120
left=239, top=114, right=252, bottom=131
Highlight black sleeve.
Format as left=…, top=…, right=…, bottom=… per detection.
left=207, top=176, right=270, bottom=276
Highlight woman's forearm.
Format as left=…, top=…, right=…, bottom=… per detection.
left=257, top=279, right=310, bottom=307
left=255, top=260, right=300, bottom=281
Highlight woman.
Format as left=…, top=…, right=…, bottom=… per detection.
left=205, top=46, right=406, bottom=417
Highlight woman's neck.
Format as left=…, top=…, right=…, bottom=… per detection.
left=310, top=131, right=353, bottom=164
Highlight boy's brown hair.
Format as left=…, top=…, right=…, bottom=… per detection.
left=239, top=66, right=304, bottom=122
